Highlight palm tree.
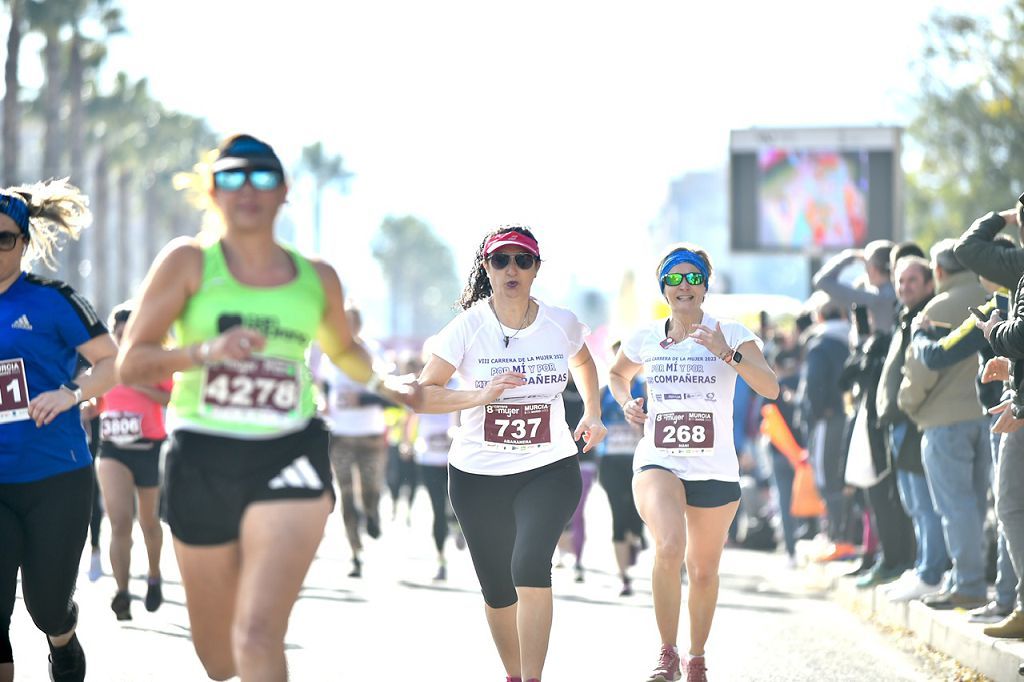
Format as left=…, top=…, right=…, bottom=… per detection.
left=299, top=142, right=352, bottom=254
left=2, top=0, right=24, bottom=185
left=25, top=0, right=76, bottom=180
left=68, top=1, right=123, bottom=186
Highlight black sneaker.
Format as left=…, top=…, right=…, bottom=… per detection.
left=348, top=557, right=362, bottom=578
left=48, top=632, right=85, bottom=682
left=574, top=564, right=585, bottom=583
left=366, top=515, right=381, bottom=539
left=619, top=578, right=633, bottom=597
left=144, top=579, right=163, bottom=612
left=111, top=591, right=132, bottom=621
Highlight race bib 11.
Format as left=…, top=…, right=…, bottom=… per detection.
left=0, top=357, right=30, bottom=424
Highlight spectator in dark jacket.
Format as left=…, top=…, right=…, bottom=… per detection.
left=795, top=294, right=852, bottom=557
left=970, top=201, right=1024, bottom=639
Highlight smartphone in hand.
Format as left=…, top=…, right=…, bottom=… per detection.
left=968, top=305, right=991, bottom=322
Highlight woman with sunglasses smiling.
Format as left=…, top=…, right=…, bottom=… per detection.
left=117, top=134, right=417, bottom=681
left=417, top=225, right=606, bottom=682
left=0, top=179, right=117, bottom=682
left=608, top=243, right=779, bottom=682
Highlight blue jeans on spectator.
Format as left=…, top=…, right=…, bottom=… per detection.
left=921, top=417, right=992, bottom=599
left=991, top=422, right=1018, bottom=608
left=891, top=422, right=948, bottom=586
left=770, top=450, right=797, bottom=558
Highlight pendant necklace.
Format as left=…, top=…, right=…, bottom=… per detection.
left=490, top=298, right=532, bottom=348
left=661, top=318, right=686, bottom=349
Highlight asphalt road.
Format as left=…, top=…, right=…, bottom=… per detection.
left=9, top=481, right=964, bottom=681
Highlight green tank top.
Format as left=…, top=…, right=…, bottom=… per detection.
left=169, top=241, right=325, bottom=438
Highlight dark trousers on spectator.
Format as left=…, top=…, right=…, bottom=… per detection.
left=867, top=470, right=916, bottom=570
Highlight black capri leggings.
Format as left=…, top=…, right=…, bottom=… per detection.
left=0, top=466, right=93, bottom=662
left=598, top=455, right=644, bottom=542
left=419, top=464, right=450, bottom=553
left=448, top=456, right=582, bottom=609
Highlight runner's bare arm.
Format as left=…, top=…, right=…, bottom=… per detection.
left=310, top=259, right=373, bottom=383
left=28, top=333, right=118, bottom=427
left=568, top=343, right=607, bottom=451
left=732, top=340, right=780, bottom=399
left=117, top=238, right=205, bottom=385
left=608, top=350, right=645, bottom=426
left=416, top=354, right=525, bottom=414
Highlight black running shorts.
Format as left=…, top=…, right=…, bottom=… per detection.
left=165, top=419, right=333, bottom=545
left=98, top=440, right=162, bottom=488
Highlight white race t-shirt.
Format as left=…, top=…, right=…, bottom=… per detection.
left=415, top=412, right=456, bottom=467
left=317, top=354, right=387, bottom=436
left=622, top=313, right=762, bottom=482
left=430, top=298, right=589, bottom=475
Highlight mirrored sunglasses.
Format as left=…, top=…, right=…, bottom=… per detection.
left=661, top=271, right=705, bottom=287
left=213, top=169, right=283, bottom=192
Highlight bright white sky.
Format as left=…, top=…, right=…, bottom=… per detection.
left=6, top=0, right=1007, bottom=334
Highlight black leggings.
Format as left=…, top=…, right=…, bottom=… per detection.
left=598, top=455, right=644, bottom=542
left=419, top=464, right=450, bottom=553
left=449, top=456, right=582, bottom=608
left=0, top=466, right=93, bottom=662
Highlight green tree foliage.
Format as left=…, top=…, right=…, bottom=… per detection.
left=907, top=3, right=1024, bottom=245
left=372, top=216, right=460, bottom=338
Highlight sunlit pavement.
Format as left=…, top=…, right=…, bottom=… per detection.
left=11, top=485, right=957, bottom=681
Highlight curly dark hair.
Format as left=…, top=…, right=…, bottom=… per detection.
left=457, top=225, right=540, bottom=310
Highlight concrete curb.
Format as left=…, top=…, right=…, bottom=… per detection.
left=824, top=567, right=1024, bottom=681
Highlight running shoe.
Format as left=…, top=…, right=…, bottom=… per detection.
left=366, top=514, right=381, bottom=539
left=434, top=564, right=447, bottom=582
left=574, top=563, right=585, bottom=583
left=48, top=632, right=86, bottom=682
left=686, top=655, right=707, bottom=682
left=348, top=557, right=362, bottom=578
left=620, top=578, right=633, bottom=597
left=110, top=591, right=132, bottom=621
left=87, top=548, right=102, bottom=582
left=814, top=542, right=857, bottom=563
left=969, top=600, right=1014, bottom=624
left=646, top=644, right=681, bottom=682
left=144, top=578, right=163, bottom=612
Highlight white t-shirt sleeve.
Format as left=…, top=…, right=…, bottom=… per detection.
left=722, top=320, right=763, bottom=351
left=563, top=310, right=590, bottom=356
left=621, top=326, right=649, bottom=364
left=430, top=309, right=472, bottom=369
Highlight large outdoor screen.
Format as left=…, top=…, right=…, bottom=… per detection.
left=730, top=128, right=901, bottom=253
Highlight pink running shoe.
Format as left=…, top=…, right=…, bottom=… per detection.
left=647, top=644, right=681, bottom=682
left=686, top=655, right=707, bottom=682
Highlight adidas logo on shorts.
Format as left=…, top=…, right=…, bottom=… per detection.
left=10, top=314, right=32, bottom=330
left=268, top=455, right=323, bottom=490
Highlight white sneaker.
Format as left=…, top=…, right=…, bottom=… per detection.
left=886, top=574, right=941, bottom=602
left=881, top=569, right=916, bottom=595
left=87, top=548, right=102, bottom=582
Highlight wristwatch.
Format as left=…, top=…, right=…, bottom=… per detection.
left=729, top=349, right=743, bottom=366
left=61, top=381, right=83, bottom=403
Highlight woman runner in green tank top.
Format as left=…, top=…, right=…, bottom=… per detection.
left=117, top=134, right=418, bottom=681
